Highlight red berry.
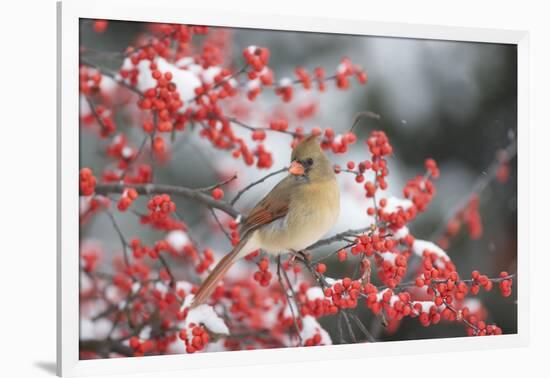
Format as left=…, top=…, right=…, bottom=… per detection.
left=212, top=188, right=224, bottom=200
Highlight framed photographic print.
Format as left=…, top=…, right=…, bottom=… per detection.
left=57, top=0, right=529, bottom=376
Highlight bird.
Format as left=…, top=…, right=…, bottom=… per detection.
left=190, top=135, right=340, bottom=308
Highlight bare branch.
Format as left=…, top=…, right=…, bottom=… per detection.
left=231, top=167, right=287, bottom=205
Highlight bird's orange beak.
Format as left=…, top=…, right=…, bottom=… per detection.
left=289, top=160, right=305, bottom=176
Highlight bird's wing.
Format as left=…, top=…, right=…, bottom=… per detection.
left=241, top=175, right=299, bottom=235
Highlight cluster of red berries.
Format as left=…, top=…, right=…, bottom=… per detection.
left=438, top=194, right=483, bottom=248
left=151, top=285, right=179, bottom=312
left=251, top=129, right=267, bottom=141
left=79, top=168, right=97, bottom=196
left=81, top=249, right=100, bottom=273
left=323, top=278, right=362, bottom=309
left=103, top=164, right=153, bottom=185
left=269, top=119, right=289, bottom=132
left=79, top=66, right=102, bottom=95
left=112, top=272, right=134, bottom=292
left=303, top=332, right=325, bottom=347
left=498, top=271, right=513, bottom=297
left=146, top=194, right=176, bottom=221
left=243, top=46, right=270, bottom=72
left=294, top=67, right=312, bottom=89
left=366, top=130, right=392, bottom=187
left=463, top=195, right=483, bottom=240
left=469, top=270, right=496, bottom=294
left=179, top=325, right=210, bottom=353
left=348, top=233, right=392, bottom=258
left=130, top=238, right=155, bottom=259
left=117, top=188, right=139, bottom=211
left=415, top=303, right=442, bottom=327
left=299, top=289, right=338, bottom=318
left=129, top=337, right=154, bottom=357
left=253, top=258, right=272, bottom=286
left=468, top=320, right=503, bottom=336
left=335, top=57, right=368, bottom=89
left=243, top=46, right=272, bottom=100
left=374, top=251, right=407, bottom=289
left=319, top=128, right=358, bottom=154
left=148, top=24, right=209, bottom=49
left=363, top=285, right=391, bottom=315
left=275, top=78, right=294, bottom=102
left=418, top=251, right=457, bottom=287
left=424, top=158, right=440, bottom=178
left=255, top=144, right=274, bottom=168
left=313, top=67, right=327, bottom=91
left=403, top=175, right=436, bottom=212
left=140, top=211, right=186, bottom=232
left=196, top=249, right=215, bottom=274
left=248, top=66, right=274, bottom=88
left=105, top=134, right=135, bottom=169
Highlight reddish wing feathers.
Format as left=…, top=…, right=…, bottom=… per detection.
left=240, top=175, right=296, bottom=235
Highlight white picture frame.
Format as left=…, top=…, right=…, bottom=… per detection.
left=57, top=0, right=530, bottom=376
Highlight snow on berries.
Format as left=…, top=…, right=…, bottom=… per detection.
left=147, top=194, right=176, bottom=220
left=117, top=188, right=138, bottom=211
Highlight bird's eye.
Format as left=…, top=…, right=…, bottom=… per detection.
left=304, top=158, right=314, bottom=167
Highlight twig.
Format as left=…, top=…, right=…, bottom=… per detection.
left=80, top=57, right=143, bottom=96
left=348, top=311, right=376, bottom=342
left=79, top=339, right=134, bottom=357
left=84, top=95, right=110, bottom=134
left=119, top=136, right=149, bottom=181
left=194, top=173, right=238, bottom=193
left=227, top=117, right=299, bottom=137
left=158, top=254, right=175, bottom=287
left=340, top=310, right=357, bottom=343
left=231, top=167, right=287, bottom=205
left=350, top=111, right=381, bottom=133
left=186, top=64, right=249, bottom=103
left=105, top=210, right=132, bottom=269
left=208, top=207, right=232, bottom=242
left=277, top=255, right=303, bottom=346
left=307, top=227, right=372, bottom=250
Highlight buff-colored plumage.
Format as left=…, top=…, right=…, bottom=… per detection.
left=191, top=135, right=340, bottom=308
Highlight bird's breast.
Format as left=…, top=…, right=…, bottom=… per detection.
left=256, top=178, right=340, bottom=254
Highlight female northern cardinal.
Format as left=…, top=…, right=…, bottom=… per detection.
left=191, top=135, right=340, bottom=307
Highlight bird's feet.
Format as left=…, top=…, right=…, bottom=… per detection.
left=288, top=249, right=309, bottom=264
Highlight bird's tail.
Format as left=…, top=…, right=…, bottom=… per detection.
left=190, top=234, right=251, bottom=308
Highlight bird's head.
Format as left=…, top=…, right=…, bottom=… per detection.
left=288, top=135, right=334, bottom=180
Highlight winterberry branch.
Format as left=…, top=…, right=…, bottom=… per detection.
left=80, top=58, right=143, bottom=97
left=95, top=182, right=240, bottom=218
left=308, top=227, right=373, bottom=250
left=429, top=138, right=517, bottom=241
left=186, top=64, right=249, bottom=104
left=226, top=117, right=299, bottom=137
